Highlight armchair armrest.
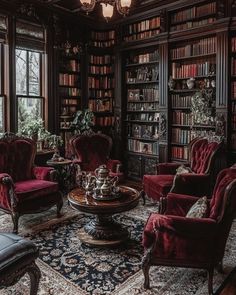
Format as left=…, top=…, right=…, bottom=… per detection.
left=153, top=214, right=217, bottom=239
left=171, top=173, right=210, bottom=196
left=157, top=163, right=190, bottom=175
left=33, top=166, right=56, bottom=182
left=163, top=192, right=207, bottom=216
left=107, top=159, right=122, bottom=173
left=0, top=173, right=17, bottom=210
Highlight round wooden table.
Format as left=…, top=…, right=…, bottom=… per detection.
left=68, top=186, right=140, bottom=247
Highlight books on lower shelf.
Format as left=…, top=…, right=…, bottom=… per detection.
left=172, top=61, right=216, bottom=79
left=127, top=88, right=159, bottom=102
left=171, top=94, right=192, bottom=108
left=172, top=128, right=191, bottom=145
left=128, top=139, right=159, bottom=155
left=126, top=50, right=159, bottom=64
left=59, top=88, right=81, bottom=97
left=89, top=89, right=113, bottom=99
left=91, top=30, right=115, bottom=48
left=59, top=74, right=79, bottom=86
left=171, top=18, right=216, bottom=32
left=94, top=116, right=115, bottom=126
left=88, top=99, right=113, bottom=113
left=88, top=76, right=114, bottom=89
left=172, top=111, right=193, bottom=125
left=171, top=146, right=189, bottom=160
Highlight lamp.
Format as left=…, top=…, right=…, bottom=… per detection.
left=80, top=0, right=132, bottom=20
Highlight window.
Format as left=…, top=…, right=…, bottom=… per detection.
left=16, top=48, right=44, bottom=131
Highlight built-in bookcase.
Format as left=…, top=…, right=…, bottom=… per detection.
left=124, top=48, right=160, bottom=179
left=169, top=35, right=217, bottom=161
left=231, top=35, right=236, bottom=151
left=58, top=50, right=81, bottom=148
left=88, top=30, right=115, bottom=132
left=170, top=1, right=217, bottom=32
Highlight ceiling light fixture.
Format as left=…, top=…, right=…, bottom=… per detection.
left=80, top=0, right=132, bottom=21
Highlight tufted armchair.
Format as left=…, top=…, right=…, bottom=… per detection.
left=0, top=133, right=63, bottom=233
left=141, top=137, right=224, bottom=204
left=69, top=133, right=124, bottom=181
left=142, top=167, right=236, bottom=295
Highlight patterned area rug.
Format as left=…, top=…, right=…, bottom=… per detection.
left=1, top=200, right=236, bottom=295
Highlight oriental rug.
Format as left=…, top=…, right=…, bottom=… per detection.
left=1, top=201, right=236, bottom=295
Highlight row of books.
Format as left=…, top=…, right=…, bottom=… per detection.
left=171, top=146, right=188, bottom=160
left=90, top=55, right=113, bottom=65
left=89, top=89, right=113, bottom=99
left=127, top=124, right=159, bottom=139
left=231, top=134, right=236, bottom=149
left=172, top=62, right=216, bottom=79
left=231, top=58, right=236, bottom=76
left=172, top=128, right=191, bottom=144
left=124, top=17, right=160, bottom=36
left=61, top=98, right=80, bottom=106
left=88, top=77, right=114, bottom=89
left=171, top=18, right=216, bottom=32
left=59, top=74, right=79, bottom=86
left=173, top=111, right=193, bottom=125
left=91, top=40, right=115, bottom=48
left=126, top=66, right=159, bottom=83
left=232, top=82, right=236, bottom=99
left=89, top=65, right=113, bottom=75
left=59, top=88, right=81, bottom=97
left=172, top=94, right=192, bottom=108
left=127, top=88, right=159, bottom=102
left=171, top=2, right=216, bottom=23
left=127, top=139, right=159, bottom=155
left=232, top=114, right=236, bottom=130
left=127, top=113, right=159, bottom=121
left=171, top=37, right=216, bottom=59
left=94, top=116, right=115, bottom=127
left=127, top=102, right=158, bottom=111
left=123, top=29, right=160, bottom=42
left=91, top=30, right=115, bottom=41
left=60, top=60, right=80, bottom=72
left=127, top=50, right=159, bottom=65
left=88, top=99, right=113, bottom=113
left=232, top=37, right=236, bottom=53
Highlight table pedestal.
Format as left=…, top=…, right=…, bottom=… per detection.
left=79, top=215, right=128, bottom=247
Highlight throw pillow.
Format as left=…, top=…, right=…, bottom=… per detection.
left=176, top=165, right=193, bottom=175
left=186, top=196, right=208, bottom=218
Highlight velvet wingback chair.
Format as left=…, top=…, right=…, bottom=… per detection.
left=142, top=167, right=236, bottom=295
left=70, top=133, right=124, bottom=181
left=141, top=137, right=224, bottom=203
left=0, top=133, right=63, bottom=233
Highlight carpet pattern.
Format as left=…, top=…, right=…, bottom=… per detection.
left=1, top=199, right=236, bottom=295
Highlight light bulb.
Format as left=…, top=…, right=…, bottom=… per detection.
left=120, top=0, right=131, bottom=7
left=101, top=3, right=114, bottom=20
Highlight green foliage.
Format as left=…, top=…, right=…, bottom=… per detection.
left=71, top=109, right=94, bottom=134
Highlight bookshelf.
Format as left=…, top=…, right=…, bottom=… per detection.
left=170, top=1, right=217, bottom=32
left=58, top=50, right=81, bottom=148
left=231, top=35, right=236, bottom=151
left=88, top=30, right=115, bottom=134
left=123, top=16, right=161, bottom=43
left=124, top=48, right=160, bottom=179
left=169, top=35, right=217, bottom=162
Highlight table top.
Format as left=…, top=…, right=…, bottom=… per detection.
left=47, top=159, right=72, bottom=166
left=68, top=185, right=140, bottom=215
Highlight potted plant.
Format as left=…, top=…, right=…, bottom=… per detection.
left=19, top=117, right=44, bottom=141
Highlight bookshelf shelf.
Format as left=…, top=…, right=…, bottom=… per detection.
left=125, top=61, right=159, bottom=68
left=126, top=80, right=159, bottom=85
left=172, top=52, right=216, bottom=62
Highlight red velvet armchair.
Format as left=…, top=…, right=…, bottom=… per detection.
left=142, top=137, right=224, bottom=203
left=69, top=133, right=124, bottom=181
left=142, top=167, right=236, bottom=295
left=0, top=134, right=63, bottom=233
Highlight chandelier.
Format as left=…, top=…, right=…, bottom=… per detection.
left=80, top=0, right=132, bottom=20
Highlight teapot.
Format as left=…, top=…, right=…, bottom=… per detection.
left=94, top=165, right=110, bottom=188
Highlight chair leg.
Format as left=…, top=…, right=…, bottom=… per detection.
left=11, top=212, right=19, bottom=234
left=207, top=268, right=214, bottom=295
left=140, top=190, right=146, bottom=205
left=216, top=260, right=224, bottom=273
left=28, top=262, right=41, bottom=295
left=142, top=246, right=153, bottom=289
left=56, top=198, right=63, bottom=218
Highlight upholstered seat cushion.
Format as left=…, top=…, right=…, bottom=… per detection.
left=15, top=180, right=58, bottom=201
left=0, top=233, right=38, bottom=270
left=143, top=174, right=174, bottom=201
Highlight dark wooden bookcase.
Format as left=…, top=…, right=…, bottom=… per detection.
left=230, top=32, right=236, bottom=156
left=88, top=30, right=115, bottom=135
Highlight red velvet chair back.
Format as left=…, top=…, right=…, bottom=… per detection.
left=70, top=134, right=112, bottom=172
left=0, top=135, right=36, bottom=182
left=190, top=138, right=222, bottom=174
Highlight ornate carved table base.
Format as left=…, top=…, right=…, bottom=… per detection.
left=80, top=214, right=129, bottom=247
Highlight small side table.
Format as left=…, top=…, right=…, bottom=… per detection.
left=47, top=159, right=73, bottom=193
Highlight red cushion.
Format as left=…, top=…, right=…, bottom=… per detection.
left=191, top=139, right=219, bottom=174
left=143, top=175, right=174, bottom=201
left=15, top=180, right=58, bottom=201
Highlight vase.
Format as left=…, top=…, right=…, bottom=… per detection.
left=168, top=76, right=175, bottom=90
left=187, top=78, right=195, bottom=89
